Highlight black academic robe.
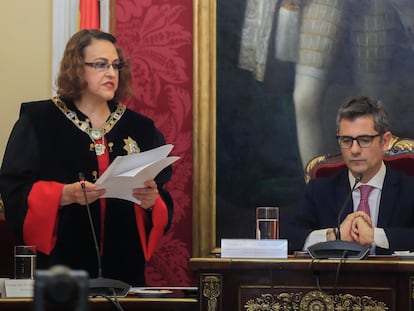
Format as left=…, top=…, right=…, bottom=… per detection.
left=0, top=99, right=173, bottom=286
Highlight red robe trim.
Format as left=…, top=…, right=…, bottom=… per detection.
left=96, top=139, right=109, bottom=255
left=135, top=195, right=168, bottom=261
left=24, top=152, right=168, bottom=260
left=25, top=181, right=63, bottom=254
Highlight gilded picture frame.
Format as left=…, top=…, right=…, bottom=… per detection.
left=193, top=0, right=414, bottom=257
left=193, top=0, right=218, bottom=256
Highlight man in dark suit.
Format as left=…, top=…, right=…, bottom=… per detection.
left=288, top=96, right=414, bottom=254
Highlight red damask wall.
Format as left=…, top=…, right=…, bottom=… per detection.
left=115, top=0, right=194, bottom=286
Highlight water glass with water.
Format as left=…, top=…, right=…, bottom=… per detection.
left=256, top=207, right=279, bottom=239
left=14, top=245, right=37, bottom=279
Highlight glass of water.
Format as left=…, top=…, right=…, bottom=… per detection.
left=256, top=207, right=279, bottom=239
left=14, top=245, right=37, bottom=279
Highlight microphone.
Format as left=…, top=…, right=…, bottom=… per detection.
left=307, top=173, right=370, bottom=259
left=336, top=173, right=363, bottom=240
left=78, top=172, right=131, bottom=297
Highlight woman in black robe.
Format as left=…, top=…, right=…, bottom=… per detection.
left=0, top=29, right=174, bottom=287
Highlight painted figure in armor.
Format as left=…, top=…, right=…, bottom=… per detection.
left=239, top=0, right=414, bottom=167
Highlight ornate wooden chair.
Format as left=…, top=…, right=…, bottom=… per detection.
left=304, top=136, right=414, bottom=183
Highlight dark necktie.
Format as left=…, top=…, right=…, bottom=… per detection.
left=357, top=185, right=374, bottom=217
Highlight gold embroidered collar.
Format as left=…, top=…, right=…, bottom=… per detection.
left=52, top=96, right=126, bottom=142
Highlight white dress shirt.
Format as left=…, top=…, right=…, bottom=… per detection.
left=304, top=162, right=389, bottom=250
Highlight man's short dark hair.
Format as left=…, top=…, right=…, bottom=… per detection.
left=336, top=96, right=389, bottom=134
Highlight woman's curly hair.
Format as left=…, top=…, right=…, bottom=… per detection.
left=56, top=29, right=133, bottom=102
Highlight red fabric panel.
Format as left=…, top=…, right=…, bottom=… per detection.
left=384, top=155, right=414, bottom=176
left=115, top=0, right=194, bottom=286
left=313, top=154, right=414, bottom=179
left=147, top=196, right=168, bottom=259
left=135, top=206, right=149, bottom=260
left=134, top=196, right=168, bottom=261
left=96, top=139, right=109, bottom=255
left=313, top=163, right=347, bottom=179
left=79, top=0, right=100, bottom=30
left=25, top=181, right=63, bottom=254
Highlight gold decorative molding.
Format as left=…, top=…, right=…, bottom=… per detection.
left=388, top=137, right=414, bottom=153
left=244, top=291, right=388, bottom=311
left=202, top=274, right=221, bottom=311
left=193, top=0, right=218, bottom=256
left=304, top=155, right=328, bottom=184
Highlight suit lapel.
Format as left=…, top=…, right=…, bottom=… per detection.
left=335, top=171, right=353, bottom=222
left=377, top=168, right=399, bottom=227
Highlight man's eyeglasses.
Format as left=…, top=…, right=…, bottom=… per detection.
left=337, top=134, right=381, bottom=148
left=84, top=61, right=125, bottom=71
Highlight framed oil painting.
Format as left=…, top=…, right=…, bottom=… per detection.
left=193, top=0, right=414, bottom=256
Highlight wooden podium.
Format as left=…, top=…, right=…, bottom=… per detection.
left=190, top=256, right=414, bottom=311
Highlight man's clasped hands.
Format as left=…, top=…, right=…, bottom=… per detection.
left=327, top=212, right=373, bottom=246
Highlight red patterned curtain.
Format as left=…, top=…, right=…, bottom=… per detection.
left=115, top=0, right=194, bottom=286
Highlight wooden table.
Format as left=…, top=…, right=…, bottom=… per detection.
left=0, top=296, right=198, bottom=311
left=190, top=256, right=414, bottom=311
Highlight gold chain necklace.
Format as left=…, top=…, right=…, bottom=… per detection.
left=52, top=96, right=126, bottom=155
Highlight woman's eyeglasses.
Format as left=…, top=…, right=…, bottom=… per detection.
left=84, top=61, right=125, bottom=71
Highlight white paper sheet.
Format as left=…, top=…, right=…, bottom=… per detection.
left=95, top=144, right=180, bottom=204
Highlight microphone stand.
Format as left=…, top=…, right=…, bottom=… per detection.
left=79, top=173, right=131, bottom=297
left=307, top=174, right=370, bottom=259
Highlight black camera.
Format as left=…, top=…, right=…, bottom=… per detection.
left=33, top=265, right=89, bottom=311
